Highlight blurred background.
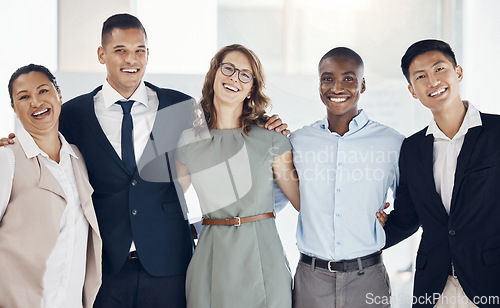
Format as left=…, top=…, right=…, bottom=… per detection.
left=1, top=0, right=500, bottom=306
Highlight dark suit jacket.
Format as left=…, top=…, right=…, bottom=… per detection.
left=384, top=113, right=500, bottom=307
left=59, top=82, right=195, bottom=276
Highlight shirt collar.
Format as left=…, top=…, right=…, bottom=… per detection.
left=426, top=101, right=482, bottom=140
left=314, top=109, right=369, bottom=135
left=102, top=79, right=149, bottom=108
left=17, top=126, right=78, bottom=160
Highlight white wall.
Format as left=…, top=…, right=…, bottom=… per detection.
left=462, top=0, right=500, bottom=114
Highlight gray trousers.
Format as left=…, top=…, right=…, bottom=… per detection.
left=292, top=259, right=391, bottom=308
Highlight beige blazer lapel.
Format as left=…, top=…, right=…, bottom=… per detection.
left=69, top=145, right=102, bottom=308
left=37, top=156, right=66, bottom=201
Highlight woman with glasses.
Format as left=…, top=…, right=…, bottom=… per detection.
left=176, top=44, right=300, bottom=307
left=0, top=64, right=101, bottom=308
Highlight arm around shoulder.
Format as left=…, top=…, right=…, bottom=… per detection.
left=383, top=141, right=420, bottom=248
left=273, top=150, right=300, bottom=211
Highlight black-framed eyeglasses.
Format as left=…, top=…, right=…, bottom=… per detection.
left=219, top=63, right=255, bottom=84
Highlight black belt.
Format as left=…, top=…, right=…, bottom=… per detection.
left=128, top=251, right=139, bottom=259
left=300, top=251, right=382, bottom=272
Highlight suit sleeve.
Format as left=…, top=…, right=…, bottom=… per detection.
left=384, top=140, right=420, bottom=248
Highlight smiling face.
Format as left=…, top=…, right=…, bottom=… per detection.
left=319, top=55, right=365, bottom=121
left=11, top=71, right=62, bottom=137
left=213, top=51, right=253, bottom=110
left=407, top=50, right=463, bottom=115
left=98, top=27, right=149, bottom=99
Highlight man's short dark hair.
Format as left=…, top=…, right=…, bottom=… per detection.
left=401, top=39, right=457, bottom=84
left=8, top=64, right=59, bottom=105
left=101, top=13, right=147, bottom=46
left=319, top=47, right=364, bottom=70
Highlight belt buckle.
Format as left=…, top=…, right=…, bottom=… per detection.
left=327, top=261, right=337, bottom=272
left=234, top=217, right=241, bottom=227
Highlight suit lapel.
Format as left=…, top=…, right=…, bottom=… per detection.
left=37, top=157, right=66, bottom=200
left=420, top=133, right=450, bottom=218
left=81, top=87, right=131, bottom=175
left=70, top=155, right=100, bottom=233
left=450, top=125, right=482, bottom=214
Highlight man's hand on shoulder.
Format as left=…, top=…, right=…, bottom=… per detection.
left=265, top=114, right=290, bottom=135
left=0, top=133, right=15, bottom=146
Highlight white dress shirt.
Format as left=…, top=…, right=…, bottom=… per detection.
left=426, top=101, right=482, bottom=214
left=0, top=127, right=89, bottom=308
left=94, top=79, right=159, bottom=251
left=94, top=79, right=159, bottom=162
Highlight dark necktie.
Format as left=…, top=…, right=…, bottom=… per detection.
left=117, top=100, right=136, bottom=174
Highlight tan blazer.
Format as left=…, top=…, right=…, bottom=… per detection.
left=0, top=141, right=102, bottom=308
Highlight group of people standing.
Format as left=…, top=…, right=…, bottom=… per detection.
left=0, top=12, right=499, bottom=308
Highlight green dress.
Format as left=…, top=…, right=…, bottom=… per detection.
left=177, top=125, right=292, bottom=308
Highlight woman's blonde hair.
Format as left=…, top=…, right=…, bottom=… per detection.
left=199, top=44, right=271, bottom=135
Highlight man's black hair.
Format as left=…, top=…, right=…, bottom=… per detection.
left=319, top=47, right=364, bottom=69
left=101, top=13, right=147, bottom=46
left=401, top=39, right=457, bottom=84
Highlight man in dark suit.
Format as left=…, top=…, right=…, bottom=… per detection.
left=58, top=13, right=195, bottom=308
left=383, top=39, right=500, bottom=307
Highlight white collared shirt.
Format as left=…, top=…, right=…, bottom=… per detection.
left=426, top=102, right=482, bottom=214
left=0, top=127, right=89, bottom=308
left=94, top=79, right=159, bottom=162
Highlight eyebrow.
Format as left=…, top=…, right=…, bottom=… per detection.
left=321, top=71, right=356, bottom=77
left=113, top=44, right=147, bottom=49
left=411, top=60, right=445, bottom=76
left=16, top=83, right=50, bottom=96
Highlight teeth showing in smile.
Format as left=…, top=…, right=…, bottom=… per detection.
left=224, top=84, right=239, bottom=92
left=329, top=97, right=347, bottom=103
left=122, top=69, right=138, bottom=73
left=32, top=109, right=49, bottom=117
left=430, top=88, right=446, bottom=97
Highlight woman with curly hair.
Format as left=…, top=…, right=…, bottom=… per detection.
left=176, top=44, right=300, bottom=307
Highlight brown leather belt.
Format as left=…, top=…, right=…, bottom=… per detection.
left=202, top=212, right=275, bottom=227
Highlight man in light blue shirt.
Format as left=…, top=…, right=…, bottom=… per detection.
left=291, top=47, right=404, bottom=307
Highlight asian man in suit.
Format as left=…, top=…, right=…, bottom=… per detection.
left=383, top=39, right=500, bottom=307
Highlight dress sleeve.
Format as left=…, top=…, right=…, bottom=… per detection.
left=0, top=147, right=15, bottom=221
left=271, top=132, right=292, bottom=157
left=175, top=130, right=192, bottom=165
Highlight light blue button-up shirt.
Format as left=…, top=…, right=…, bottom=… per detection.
left=289, top=110, right=404, bottom=261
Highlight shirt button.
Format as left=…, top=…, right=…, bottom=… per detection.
left=336, top=242, right=341, bottom=246
left=335, top=213, right=340, bottom=217
left=338, top=162, right=343, bottom=167
left=449, top=230, right=456, bottom=236
left=131, top=180, right=138, bottom=186
left=336, top=188, right=341, bottom=192
left=132, top=209, right=138, bottom=216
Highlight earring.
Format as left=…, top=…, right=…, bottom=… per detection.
left=246, top=95, right=251, bottom=99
